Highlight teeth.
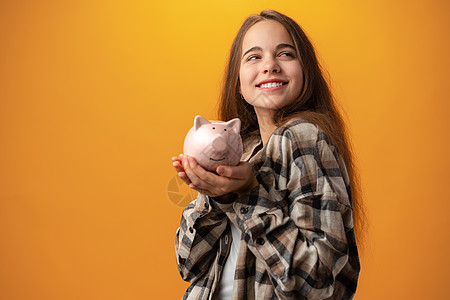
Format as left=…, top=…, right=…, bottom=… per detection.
left=260, top=82, right=284, bottom=88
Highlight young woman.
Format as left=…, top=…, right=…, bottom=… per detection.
left=172, top=9, right=363, bottom=300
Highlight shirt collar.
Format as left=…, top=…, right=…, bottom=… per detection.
left=242, top=133, right=264, bottom=163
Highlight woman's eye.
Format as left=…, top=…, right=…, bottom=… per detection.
left=280, top=52, right=294, bottom=57
left=248, top=55, right=260, bottom=61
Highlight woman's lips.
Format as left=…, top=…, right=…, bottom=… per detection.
left=256, top=81, right=288, bottom=91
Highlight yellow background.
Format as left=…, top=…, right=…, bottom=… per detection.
left=1, top=0, right=449, bottom=299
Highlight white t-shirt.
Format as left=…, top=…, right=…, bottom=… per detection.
left=213, top=221, right=241, bottom=299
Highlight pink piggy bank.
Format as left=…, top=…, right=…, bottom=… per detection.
left=183, top=115, right=243, bottom=172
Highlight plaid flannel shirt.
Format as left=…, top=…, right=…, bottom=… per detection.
left=175, top=119, right=360, bottom=299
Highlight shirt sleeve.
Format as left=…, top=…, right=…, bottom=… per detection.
left=175, top=192, right=232, bottom=283
left=233, top=121, right=357, bottom=299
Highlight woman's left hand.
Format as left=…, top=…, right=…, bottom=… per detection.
left=180, top=155, right=258, bottom=198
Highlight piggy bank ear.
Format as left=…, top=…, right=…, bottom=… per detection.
left=194, top=115, right=210, bottom=130
left=227, top=118, right=241, bottom=135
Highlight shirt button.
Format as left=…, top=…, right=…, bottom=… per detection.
left=240, top=207, right=248, bottom=214
left=256, top=237, right=265, bottom=245
left=224, top=235, right=229, bottom=244
left=189, top=227, right=194, bottom=233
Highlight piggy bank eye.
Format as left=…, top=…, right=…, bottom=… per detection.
left=212, top=127, right=215, bottom=130
left=224, top=129, right=227, bottom=131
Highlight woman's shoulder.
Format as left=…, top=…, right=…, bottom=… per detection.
left=267, top=117, right=338, bottom=158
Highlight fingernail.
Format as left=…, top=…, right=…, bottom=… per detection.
left=217, top=167, right=225, bottom=174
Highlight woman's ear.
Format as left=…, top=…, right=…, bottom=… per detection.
left=239, top=88, right=244, bottom=100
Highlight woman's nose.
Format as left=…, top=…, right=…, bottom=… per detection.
left=263, top=58, right=280, bottom=74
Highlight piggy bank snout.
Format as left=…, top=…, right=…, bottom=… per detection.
left=210, top=135, right=227, bottom=153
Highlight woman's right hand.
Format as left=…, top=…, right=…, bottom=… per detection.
left=172, top=154, right=237, bottom=204
left=172, top=154, right=192, bottom=186
left=172, top=154, right=258, bottom=199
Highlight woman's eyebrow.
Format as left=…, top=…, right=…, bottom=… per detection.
left=276, top=43, right=295, bottom=51
left=242, top=43, right=296, bottom=59
left=242, top=46, right=262, bottom=59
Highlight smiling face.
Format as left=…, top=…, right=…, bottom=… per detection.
left=239, top=20, right=304, bottom=116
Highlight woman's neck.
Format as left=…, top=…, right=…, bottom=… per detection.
left=255, top=108, right=278, bottom=146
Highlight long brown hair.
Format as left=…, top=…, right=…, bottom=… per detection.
left=218, top=9, right=366, bottom=245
